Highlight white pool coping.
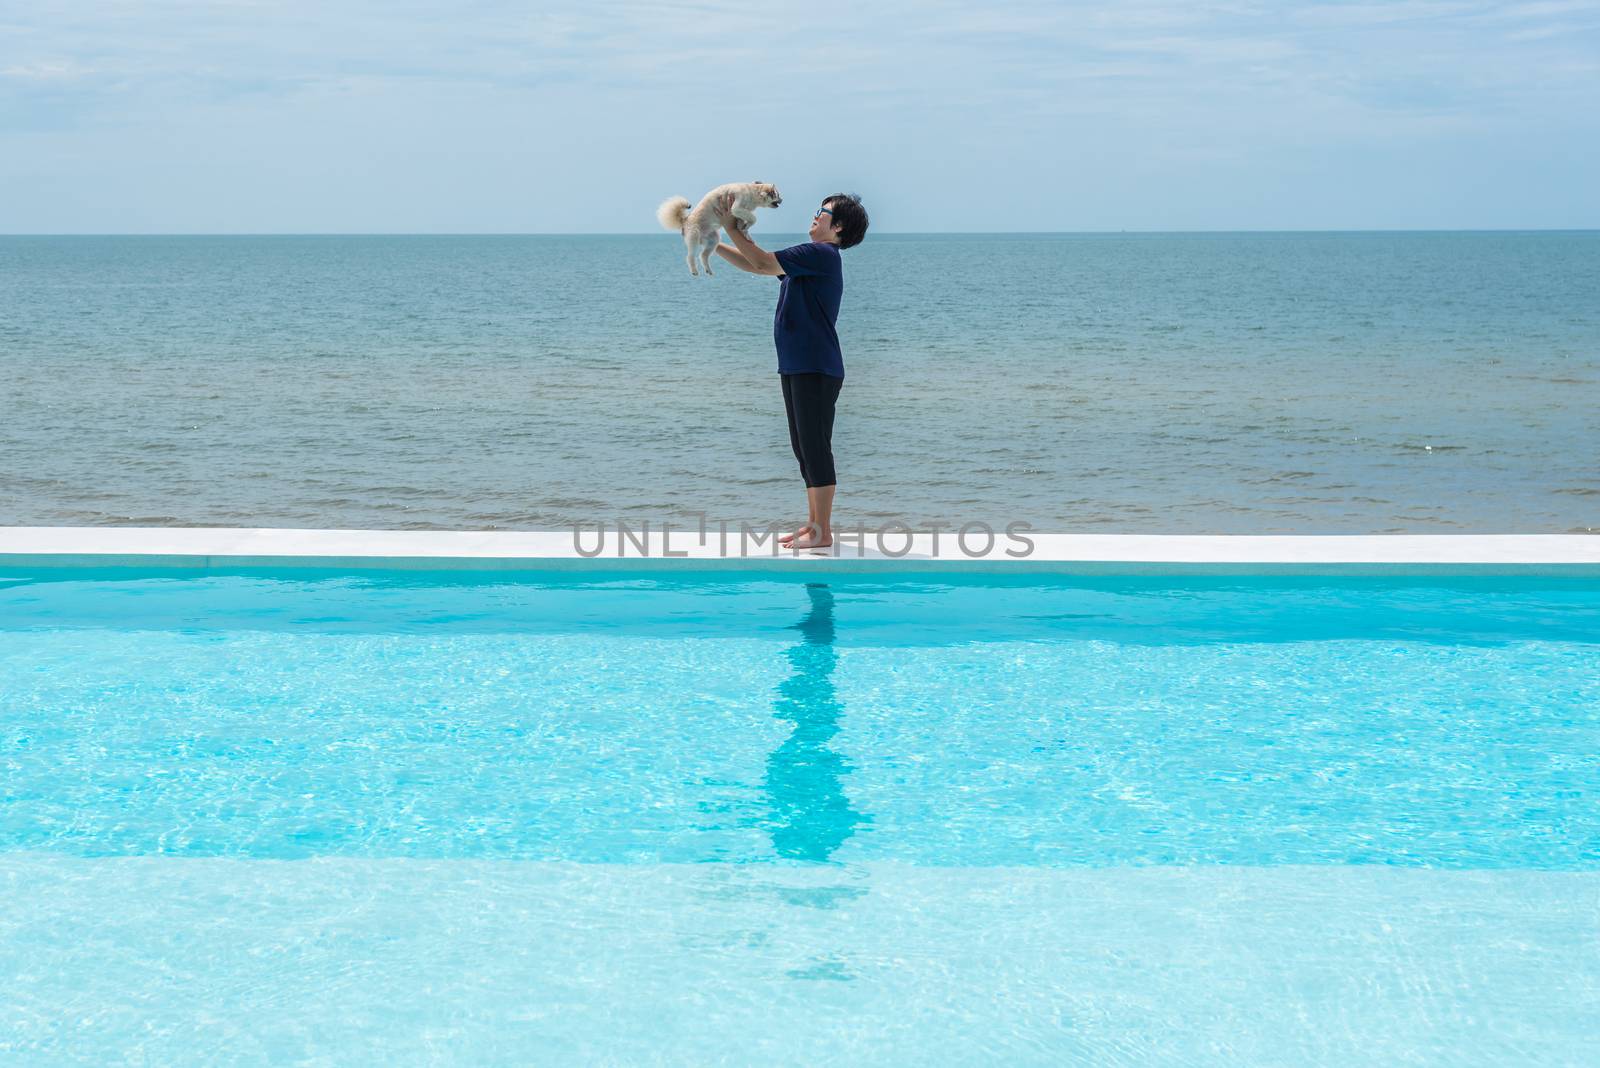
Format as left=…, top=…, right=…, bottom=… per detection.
left=1, top=526, right=1596, bottom=575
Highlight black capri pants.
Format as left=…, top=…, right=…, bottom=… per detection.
left=780, top=372, right=843, bottom=488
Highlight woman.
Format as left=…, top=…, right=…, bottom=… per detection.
left=714, top=191, right=870, bottom=549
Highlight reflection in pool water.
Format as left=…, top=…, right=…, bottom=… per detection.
left=763, top=583, right=868, bottom=861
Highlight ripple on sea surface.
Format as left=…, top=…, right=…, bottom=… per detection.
left=2, top=232, right=1597, bottom=532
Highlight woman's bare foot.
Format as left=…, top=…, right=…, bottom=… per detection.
left=779, top=523, right=814, bottom=547
left=789, top=527, right=832, bottom=550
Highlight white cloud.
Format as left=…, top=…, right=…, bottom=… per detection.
left=1, top=60, right=97, bottom=81
left=0, top=0, right=1595, bottom=230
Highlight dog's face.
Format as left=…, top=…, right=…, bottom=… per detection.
left=752, top=182, right=782, bottom=208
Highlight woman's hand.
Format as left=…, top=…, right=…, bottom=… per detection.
left=713, top=191, right=777, bottom=272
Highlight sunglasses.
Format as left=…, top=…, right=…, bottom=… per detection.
left=813, top=207, right=834, bottom=220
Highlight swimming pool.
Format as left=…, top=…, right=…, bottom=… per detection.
left=2, top=566, right=1597, bottom=1062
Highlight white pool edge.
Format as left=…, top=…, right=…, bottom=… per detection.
left=1, top=527, right=1596, bottom=575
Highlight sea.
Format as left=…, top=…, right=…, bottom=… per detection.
left=2, top=232, right=1596, bottom=533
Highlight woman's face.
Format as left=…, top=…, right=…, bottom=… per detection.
left=808, top=201, right=843, bottom=244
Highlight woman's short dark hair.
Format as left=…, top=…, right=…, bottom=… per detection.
left=823, top=193, right=869, bottom=250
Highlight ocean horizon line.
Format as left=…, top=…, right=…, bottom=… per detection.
left=4, top=228, right=1597, bottom=239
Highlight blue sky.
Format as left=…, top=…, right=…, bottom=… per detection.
left=2, top=1, right=1597, bottom=232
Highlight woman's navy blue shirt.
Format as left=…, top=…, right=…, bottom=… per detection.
left=773, top=241, right=844, bottom=379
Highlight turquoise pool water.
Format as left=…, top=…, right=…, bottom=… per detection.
left=2, top=569, right=1597, bottom=1063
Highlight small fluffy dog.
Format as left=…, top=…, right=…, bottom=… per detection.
left=657, top=181, right=782, bottom=276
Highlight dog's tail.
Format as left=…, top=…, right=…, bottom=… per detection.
left=656, top=195, right=692, bottom=232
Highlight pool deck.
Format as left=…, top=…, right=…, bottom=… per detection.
left=1, top=526, right=1596, bottom=575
